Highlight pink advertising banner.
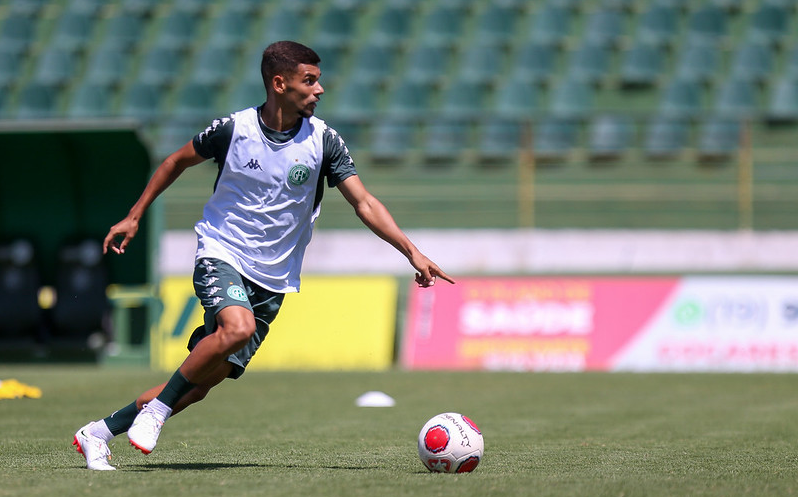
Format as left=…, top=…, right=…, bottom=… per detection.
left=402, top=276, right=798, bottom=372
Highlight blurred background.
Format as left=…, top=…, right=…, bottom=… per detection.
left=1, top=0, right=797, bottom=371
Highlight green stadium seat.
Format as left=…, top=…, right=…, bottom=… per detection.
left=421, top=119, right=470, bottom=164
left=366, top=4, right=413, bottom=47
left=674, top=42, right=721, bottom=85
left=66, top=82, right=113, bottom=118
left=713, top=78, right=758, bottom=118
left=312, top=5, right=357, bottom=49
left=139, top=47, right=184, bottom=87
left=101, top=11, right=144, bottom=50
left=472, top=4, right=520, bottom=47
left=153, top=8, right=201, bottom=50
left=457, top=43, right=507, bottom=84
left=50, top=9, right=96, bottom=51
left=0, top=49, right=23, bottom=90
left=644, top=116, right=689, bottom=159
left=709, top=0, right=744, bottom=13
left=512, top=41, right=558, bottom=86
left=261, top=6, right=307, bottom=46
left=494, top=80, right=542, bottom=118
left=348, top=44, right=399, bottom=85
left=785, top=46, right=798, bottom=78
left=635, top=5, right=678, bottom=49
left=172, top=82, right=219, bottom=121
left=189, top=46, right=239, bottom=86
left=122, top=0, right=161, bottom=16
left=766, top=77, right=798, bottom=124
left=314, top=45, right=349, bottom=87
left=534, top=117, right=579, bottom=161
left=583, top=7, right=625, bottom=49
left=659, top=78, right=703, bottom=118
left=565, top=44, right=611, bottom=86
left=587, top=114, right=634, bottom=160
left=369, top=120, right=415, bottom=164
left=527, top=5, right=571, bottom=49
left=227, top=80, right=264, bottom=111
left=439, top=80, right=490, bottom=118
left=417, top=4, right=468, bottom=48
left=384, top=79, right=436, bottom=118
left=0, top=13, right=36, bottom=54
left=549, top=78, right=594, bottom=118
left=746, top=4, right=789, bottom=47
left=686, top=5, right=728, bottom=46
left=730, top=42, right=775, bottom=84
left=84, top=45, right=131, bottom=86
left=206, top=9, right=255, bottom=49
left=619, top=42, right=665, bottom=89
left=329, top=79, right=381, bottom=119
left=697, top=117, right=740, bottom=161
left=404, top=43, right=456, bottom=85
left=31, top=47, right=79, bottom=87
left=15, top=83, right=59, bottom=119
left=475, top=119, right=525, bottom=163
left=119, top=82, right=164, bottom=122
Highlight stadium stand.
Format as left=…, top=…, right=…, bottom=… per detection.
left=0, top=0, right=797, bottom=231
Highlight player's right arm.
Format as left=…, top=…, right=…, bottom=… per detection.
left=104, top=140, right=206, bottom=255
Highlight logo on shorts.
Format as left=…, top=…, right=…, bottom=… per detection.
left=227, top=285, right=248, bottom=301
left=288, top=164, right=310, bottom=185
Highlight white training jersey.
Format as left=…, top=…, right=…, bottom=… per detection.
left=192, top=106, right=355, bottom=293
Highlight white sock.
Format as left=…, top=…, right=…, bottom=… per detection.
left=145, top=398, right=173, bottom=420
left=89, top=420, right=114, bottom=442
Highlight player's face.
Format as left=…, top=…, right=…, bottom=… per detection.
left=283, top=64, right=324, bottom=118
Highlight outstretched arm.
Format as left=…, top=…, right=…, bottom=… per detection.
left=104, top=141, right=206, bottom=255
left=337, top=175, right=455, bottom=287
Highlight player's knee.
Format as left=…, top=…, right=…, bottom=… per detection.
left=217, top=318, right=256, bottom=353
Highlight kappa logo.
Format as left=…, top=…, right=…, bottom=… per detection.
left=244, top=158, right=262, bottom=170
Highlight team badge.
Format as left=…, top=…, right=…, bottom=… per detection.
left=227, top=285, right=248, bottom=301
left=288, top=164, right=310, bottom=185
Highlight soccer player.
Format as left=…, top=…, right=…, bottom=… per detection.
left=73, top=40, right=454, bottom=471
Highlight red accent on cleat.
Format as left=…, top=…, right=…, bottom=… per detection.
left=74, top=436, right=84, bottom=455
left=130, top=440, right=152, bottom=455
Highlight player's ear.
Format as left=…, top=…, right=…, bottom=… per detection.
left=272, top=74, right=285, bottom=94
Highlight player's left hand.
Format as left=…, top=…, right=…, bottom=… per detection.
left=412, top=255, right=455, bottom=288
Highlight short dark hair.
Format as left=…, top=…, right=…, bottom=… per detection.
left=261, top=41, right=320, bottom=87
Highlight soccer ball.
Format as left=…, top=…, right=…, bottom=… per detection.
left=417, top=412, right=484, bottom=473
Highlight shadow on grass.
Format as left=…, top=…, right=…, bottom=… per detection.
left=128, top=462, right=378, bottom=472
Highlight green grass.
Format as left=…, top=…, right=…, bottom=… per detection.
left=2, top=366, right=798, bottom=497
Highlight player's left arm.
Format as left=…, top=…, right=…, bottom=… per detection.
left=337, top=175, right=455, bottom=287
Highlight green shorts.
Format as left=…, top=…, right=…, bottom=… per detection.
left=188, top=257, right=284, bottom=379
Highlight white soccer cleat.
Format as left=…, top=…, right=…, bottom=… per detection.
left=127, top=404, right=165, bottom=455
left=73, top=422, right=115, bottom=471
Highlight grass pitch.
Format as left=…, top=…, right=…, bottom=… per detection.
left=1, top=365, right=797, bottom=497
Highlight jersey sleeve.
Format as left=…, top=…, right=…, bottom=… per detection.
left=322, top=125, right=357, bottom=188
left=193, top=116, right=236, bottom=165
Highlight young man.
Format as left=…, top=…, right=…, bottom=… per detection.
left=73, top=41, right=453, bottom=471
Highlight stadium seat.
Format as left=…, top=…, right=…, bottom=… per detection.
left=404, top=43, right=456, bottom=85
left=659, top=78, right=703, bottom=119
left=565, top=44, right=611, bottom=86
left=119, top=82, right=164, bottom=122
left=475, top=118, right=525, bottom=163
left=348, top=44, right=399, bottom=85
left=512, top=41, right=558, bottom=86
left=172, top=82, right=220, bottom=121
left=714, top=78, right=759, bottom=118
left=686, top=5, right=728, bottom=46
left=417, top=4, right=468, bottom=48
left=227, top=80, right=265, bottom=111
left=206, top=9, right=255, bottom=49
left=472, top=4, right=520, bottom=47
left=438, top=80, right=490, bottom=118
left=729, top=42, right=775, bottom=84
left=533, top=117, right=579, bottom=161
left=0, top=13, right=36, bottom=54
left=644, top=115, right=690, bottom=159
left=51, top=240, right=110, bottom=342
left=366, top=3, right=413, bottom=47
left=189, top=46, right=239, bottom=86
left=493, top=80, right=542, bottom=118
left=745, top=4, right=788, bottom=47
left=457, top=43, right=507, bottom=84
left=421, top=119, right=470, bottom=164
left=83, top=45, right=130, bottom=87
left=674, top=43, right=721, bottom=85
left=329, top=78, right=381, bottom=119
left=766, top=76, right=798, bottom=124
left=587, top=114, right=634, bottom=161
left=526, top=4, right=571, bottom=48
left=138, top=46, right=184, bottom=87
left=101, top=11, right=145, bottom=50
left=312, top=4, right=357, bottom=50
left=30, top=47, right=79, bottom=87
left=49, top=9, right=96, bottom=51
left=0, top=49, right=23, bottom=90
left=549, top=78, right=594, bottom=118
left=260, top=6, right=307, bottom=46
left=369, top=120, right=415, bottom=164
left=384, top=79, right=436, bottom=118
left=66, top=82, right=113, bottom=119
left=785, top=46, right=798, bottom=79
left=15, top=83, right=60, bottom=119
left=635, top=5, right=678, bottom=48
left=583, top=7, right=625, bottom=49
left=0, top=239, right=42, bottom=341
left=619, top=42, right=665, bottom=89
left=697, top=117, right=741, bottom=161
left=152, top=8, right=201, bottom=50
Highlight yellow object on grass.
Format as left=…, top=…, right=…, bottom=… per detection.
left=0, top=379, right=42, bottom=399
